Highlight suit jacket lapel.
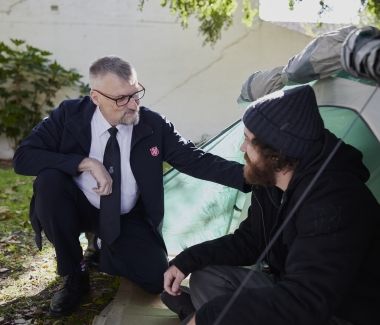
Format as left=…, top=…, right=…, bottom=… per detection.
left=131, top=113, right=153, bottom=149
left=65, top=100, right=153, bottom=153
left=66, top=98, right=96, bottom=154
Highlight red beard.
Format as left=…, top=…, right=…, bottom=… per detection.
left=244, top=153, right=276, bottom=187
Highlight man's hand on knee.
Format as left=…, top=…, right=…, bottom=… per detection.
left=163, top=265, right=185, bottom=296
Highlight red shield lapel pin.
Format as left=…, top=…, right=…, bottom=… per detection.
left=150, top=146, right=159, bottom=157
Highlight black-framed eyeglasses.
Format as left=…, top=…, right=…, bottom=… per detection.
left=93, top=83, right=145, bottom=107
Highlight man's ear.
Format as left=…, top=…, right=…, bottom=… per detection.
left=90, top=90, right=100, bottom=106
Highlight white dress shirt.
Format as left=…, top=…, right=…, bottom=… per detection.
left=74, top=107, right=139, bottom=214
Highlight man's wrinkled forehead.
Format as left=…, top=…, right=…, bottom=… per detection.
left=90, top=71, right=137, bottom=89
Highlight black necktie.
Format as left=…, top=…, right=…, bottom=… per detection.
left=99, top=127, right=121, bottom=245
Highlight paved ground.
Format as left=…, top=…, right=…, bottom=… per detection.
left=92, top=278, right=180, bottom=325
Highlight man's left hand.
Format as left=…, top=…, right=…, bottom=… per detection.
left=163, top=265, right=185, bottom=295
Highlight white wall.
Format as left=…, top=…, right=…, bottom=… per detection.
left=0, top=0, right=312, bottom=159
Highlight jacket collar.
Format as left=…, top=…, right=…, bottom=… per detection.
left=65, top=97, right=96, bottom=153
left=131, top=107, right=153, bottom=149
left=65, top=99, right=153, bottom=152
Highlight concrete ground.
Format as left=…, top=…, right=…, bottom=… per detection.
left=92, top=278, right=180, bottom=325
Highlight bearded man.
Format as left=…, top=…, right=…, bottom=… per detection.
left=13, top=56, right=247, bottom=316
left=161, top=85, right=380, bottom=325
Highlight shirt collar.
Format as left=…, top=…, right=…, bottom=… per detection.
left=94, top=107, right=117, bottom=136
left=93, top=107, right=132, bottom=137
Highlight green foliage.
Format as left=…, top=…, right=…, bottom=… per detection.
left=242, top=0, right=257, bottom=26
left=140, top=0, right=257, bottom=45
left=140, top=0, right=380, bottom=45
left=0, top=168, right=33, bottom=229
left=292, top=0, right=380, bottom=27
left=366, top=0, right=380, bottom=16
left=0, top=39, right=88, bottom=148
left=362, top=0, right=380, bottom=28
left=289, top=0, right=330, bottom=15
left=0, top=167, right=34, bottom=278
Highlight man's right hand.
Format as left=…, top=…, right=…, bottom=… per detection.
left=163, top=265, right=186, bottom=296
left=78, top=157, right=113, bottom=196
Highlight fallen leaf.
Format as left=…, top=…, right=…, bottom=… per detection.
left=8, top=239, right=21, bottom=244
left=0, top=206, right=10, bottom=214
left=0, top=268, right=9, bottom=273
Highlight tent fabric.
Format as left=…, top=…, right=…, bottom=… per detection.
left=341, top=26, right=380, bottom=83
left=282, top=25, right=356, bottom=83
left=162, top=121, right=246, bottom=255
left=313, top=73, right=380, bottom=139
left=237, top=66, right=284, bottom=103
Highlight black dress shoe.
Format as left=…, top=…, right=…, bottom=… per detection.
left=49, top=271, right=90, bottom=317
left=161, top=290, right=195, bottom=321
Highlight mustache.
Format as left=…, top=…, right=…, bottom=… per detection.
left=126, top=107, right=138, bottom=114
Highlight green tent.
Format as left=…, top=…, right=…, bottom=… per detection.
left=162, top=72, right=380, bottom=255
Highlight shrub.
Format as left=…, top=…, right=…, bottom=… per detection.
left=0, top=39, right=88, bottom=148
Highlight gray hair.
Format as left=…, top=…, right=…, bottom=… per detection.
left=89, top=56, right=135, bottom=81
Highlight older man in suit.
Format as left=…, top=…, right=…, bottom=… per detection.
left=13, top=56, right=247, bottom=317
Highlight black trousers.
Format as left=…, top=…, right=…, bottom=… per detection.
left=33, top=169, right=168, bottom=294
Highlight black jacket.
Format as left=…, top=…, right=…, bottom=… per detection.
left=13, top=96, right=247, bottom=249
left=172, top=130, right=380, bottom=325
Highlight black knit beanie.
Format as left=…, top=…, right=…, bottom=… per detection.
left=242, top=85, right=324, bottom=159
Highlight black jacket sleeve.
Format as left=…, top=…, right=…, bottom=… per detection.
left=13, top=101, right=86, bottom=176
left=160, top=116, right=249, bottom=192
left=171, top=206, right=261, bottom=276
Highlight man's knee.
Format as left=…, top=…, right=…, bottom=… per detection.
left=34, top=169, right=73, bottom=195
left=189, top=266, right=234, bottom=309
left=129, top=258, right=167, bottom=294
left=33, top=169, right=79, bottom=227
left=190, top=267, right=217, bottom=291
left=34, top=169, right=71, bottom=190
left=137, top=262, right=167, bottom=294
left=140, top=279, right=163, bottom=294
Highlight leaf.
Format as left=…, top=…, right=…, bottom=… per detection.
left=8, top=239, right=21, bottom=244
left=0, top=206, right=10, bottom=213
left=10, top=39, right=25, bottom=46
left=0, top=206, right=11, bottom=220
left=0, top=267, right=9, bottom=273
left=3, top=188, right=15, bottom=195
left=0, top=214, right=10, bottom=221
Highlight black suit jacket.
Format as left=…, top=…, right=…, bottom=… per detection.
left=13, top=96, right=247, bottom=249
